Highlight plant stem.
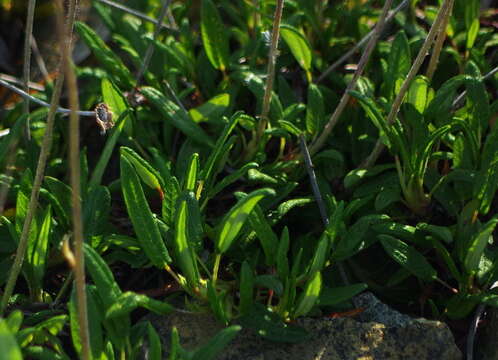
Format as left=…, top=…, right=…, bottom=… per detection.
left=212, top=253, right=222, bottom=284
left=95, top=0, right=177, bottom=34
left=245, top=0, right=284, bottom=160
left=133, top=0, right=172, bottom=93
left=309, top=0, right=394, bottom=156
left=0, top=78, right=94, bottom=117
left=360, top=0, right=453, bottom=169
left=0, top=0, right=78, bottom=317
left=316, top=0, right=410, bottom=84
left=426, top=0, right=454, bottom=81
left=22, top=0, right=37, bottom=140
left=259, top=0, right=284, bottom=126
left=56, top=0, right=91, bottom=358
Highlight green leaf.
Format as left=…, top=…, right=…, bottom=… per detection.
left=379, top=234, right=437, bottom=281
left=239, top=261, right=254, bottom=315
left=189, top=93, right=230, bottom=123
left=407, top=76, right=429, bottom=114
left=254, top=275, right=284, bottom=296
left=69, top=286, right=104, bottom=360
left=466, top=18, right=479, bottom=50
left=239, top=304, right=309, bottom=343
left=280, top=24, right=312, bottom=81
left=464, top=217, right=498, bottom=274
left=318, top=283, right=368, bottom=306
left=121, top=147, right=163, bottom=192
left=121, top=155, right=171, bottom=268
left=89, top=79, right=133, bottom=188
left=305, top=83, right=325, bottom=135
left=83, top=185, right=111, bottom=238
left=141, top=86, right=214, bottom=147
left=184, top=153, right=199, bottom=192
left=74, top=22, right=133, bottom=88
left=276, top=227, right=290, bottom=281
left=106, top=292, right=173, bottom=319
left=0, top=114, right=27, bottom=165
left=146, top=323, right=162, bottom=360
left=307, top=234, right=329, bottom=276
left=208, top=162, right=259, bottom=199
left=293, top=271, right=322, bottom=318
left=384, top=31, right=410, bottom=99
left=207, top=280, right=228, bottom=325
left=216, top=188, right=275, bottom=254
left=201, top=0, right=229, bottom=71
left=0, top=318, right=22, bottom=360
left=44, top=176, right=72, bottom=228
left=174, top=192, right=201, bottom=287
left=248, top=205, right=278, bottom=265
left=191, top=325, right=241, bottom=360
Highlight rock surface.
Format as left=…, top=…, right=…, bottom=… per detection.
left=145, top=292, right=462, bottom=360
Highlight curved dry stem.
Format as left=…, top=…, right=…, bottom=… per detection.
left=258, top=0, right=285, bottom=136
left=426, top=0, right=454, bottom=80
left=0, top=78, right=94, bottom=117
left=22, top=0, right=37, bottom=140
left=316, top=0, right=410, bottom=84
left=133, top=0, right=172, bottom=92
left=0, top=0, right=77, bottom=321
left=56, top=0, right=91, bottom=358
left=360, top=0, right=453, bottom=169
left=309, top=0, right=394, bottom=156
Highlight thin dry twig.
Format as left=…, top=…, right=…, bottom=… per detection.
left=309, top=0, right=394, bottom=156
left=360, top=0, right=453, bottom=169
left=0, top=0, right=79, bottom=317
left=452, top=65, right=498, bottom=109
left=316, top=0, right=410, bottom=84
left=0, top=78, right=94, bottom=116
left=426, top=0, right=454, bottom=80
left=96, top=0, right=177, bottom=34
left=133, top=0, right=172, bottom=94
left=57, top=0, right=91, bottom=356
left=22, top=0, right=37, bottom=140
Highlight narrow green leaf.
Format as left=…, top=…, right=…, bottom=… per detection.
left=121, top=155, right=171, bottom=268
left=239, top=304, right=309, bottom=343
left=307, top=234, right=329, bottom=276
left=379, top=234, right=437, bottom=281
left=305, top=83, right=324, bottom=135
left=121, top=147, right=163, bottom=192
left=248, top=205, right=278, bottom=265
left=189, top=93, right=230, bottom=123
left=276, top=227, right=290, bottom=281
left=174, top=192, right=201, bottom=287
left=191, top=325, right=241, bottom=360
left=0, top=319, right=22, bottom=360
left=44, top=176, right=72, bottom=228
left=464, top=217, right=498, bottom=274
left=384, top=31, right=410, bottom=99
left=141, top=87, right=214, bottom=147
left=83, top=185, right=111, bottom=238
left=293, top=271, right=322, bottom=318
left=106, top=292, right=173, bottom=319
left=146, top=323, right=162, bottom=360
left=254, top=275, right=284, bottom=296
left=239, top=261, right=254, bottom=315
left=74, top=22, right=133, bottom=88
left=69, top=286, right=104, bottom=360
left=0, top=114, right=27, bottom=165
left=216, top=188, right=275, bottom=254
left=317, top=283, right=368, bottom=306
left=184, top=153, right=199, bottom=192
left=280, top=24, right=312, bottom=80
left=201, top=0, right=229, bottom=71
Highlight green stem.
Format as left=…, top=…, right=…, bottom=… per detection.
left=212, top=253, right=222, bottom=284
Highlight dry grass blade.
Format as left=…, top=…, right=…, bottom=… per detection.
left=22, top=0, right=37, bottom=140
left=360, top=0, right=453, bottom=169
left=56, top=0, right=91, bottom=357
left=316, top=0, right=409, bottom=84
left=426, top=0, right=454, bottom=80
left=309, top=0, right=394, bottom=156
left=0, top=0, right=79, bottom=318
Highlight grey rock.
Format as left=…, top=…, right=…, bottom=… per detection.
left=145, top=292, right=462, bottom=360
